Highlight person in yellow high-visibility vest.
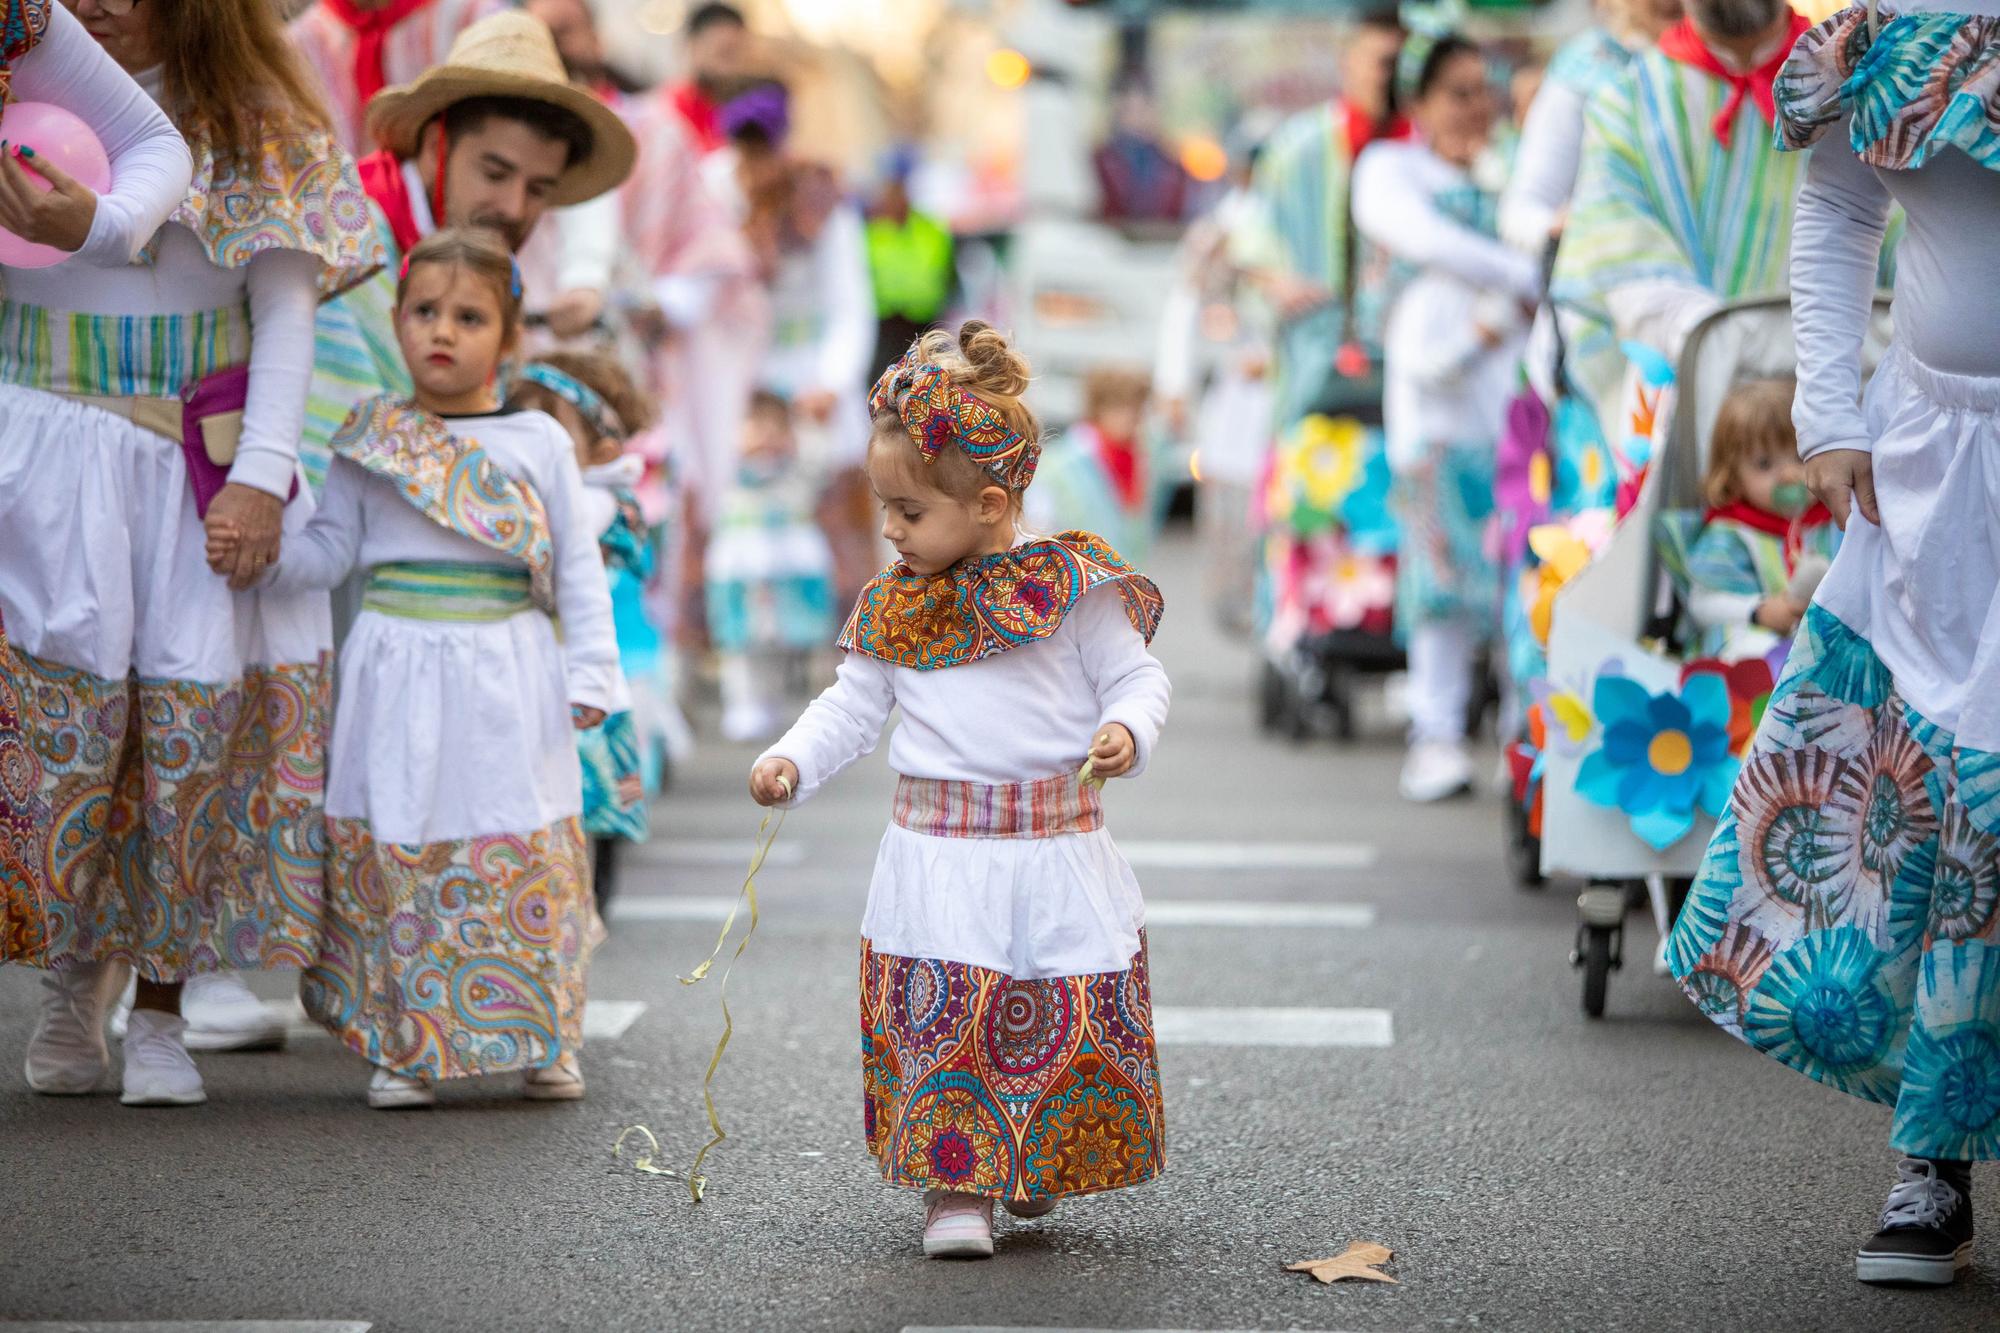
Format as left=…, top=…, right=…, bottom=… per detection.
left=865, top=165, right=955, bottom=380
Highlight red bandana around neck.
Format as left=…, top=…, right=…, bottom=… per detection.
left=1658, top=11, right=1811, bottom=147
left=357, top=148, right=422, bottom=253
left=323, top=0, right=437, bottom=111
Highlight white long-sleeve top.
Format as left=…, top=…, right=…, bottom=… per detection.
left=266, top=408, right=627, bottom=713
left=1790, top=112, right=2000, bottom=458
left=1353, top=140, right=1542, bottom=305
left=2, top=6, right=190, bottom=271
left=760, top=577, right=1173, bottom=978
left=4, top=43, right=317, bottom=499
left=1500, top=77, right=1592, bottom=255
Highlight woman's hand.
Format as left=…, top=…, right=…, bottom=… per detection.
left=750, top=757, right=799, bottom=806
left=1087, top=724, right=1138, bottom=781
left=571, top=705, right=607, bottom=731
left=1807, top=448, right=1878, bottom=530
left=205, top=485, right=286, bottom=590
left=0, top=145, right=98, bottom=255
left=1753, top=596, right=1804, bottom=637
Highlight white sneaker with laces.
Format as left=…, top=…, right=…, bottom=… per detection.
left=25, top=963, right=112, bottom=1095
left=1400, top=740, right=1474, bottom=803
left=109, top=970, right=288, bottom=1051
left=367, top=1066, right=436, bottom=1110
left=522, top=1054, right=585, bottom=1101
left=120, top=1009, right=207, bottom=1106
left=922, top=1190, right=995, bottom=1259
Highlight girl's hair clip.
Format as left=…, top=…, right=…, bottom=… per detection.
left=509, top=259, right=524, bottom=303
left=399, top=253, right=413, bottom=282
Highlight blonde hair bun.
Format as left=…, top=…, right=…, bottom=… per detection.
left=903, top=321, right=1039, bottom=444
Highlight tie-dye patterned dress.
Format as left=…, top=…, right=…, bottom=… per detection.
left=1666, top=0, right=2000, bottom=1161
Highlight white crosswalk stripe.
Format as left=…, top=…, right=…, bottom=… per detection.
left=1154, top=1006, right=1394, bottom=1048
left=611, top=894, right=1374, bottom=928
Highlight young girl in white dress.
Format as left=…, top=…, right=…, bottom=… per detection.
left=211, top=228, right=624, bottom=1109
left=748, top=322, right=1171, bottom=1259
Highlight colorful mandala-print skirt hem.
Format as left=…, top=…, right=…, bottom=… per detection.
left=1668, top=605, right=2000, bottom=1161
left=860, top=936, right=1166, bottom=1202
left=0, top=644, right=330, bottom=980
left=302, top=815, right=592, bottom=1082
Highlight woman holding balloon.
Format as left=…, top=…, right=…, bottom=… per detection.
left=0, top=0, right=382, bottom=1106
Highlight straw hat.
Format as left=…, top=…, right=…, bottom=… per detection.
left=365, top=12, right=636, bottom=207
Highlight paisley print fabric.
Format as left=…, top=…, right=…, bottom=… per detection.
left=303, top=815, right=591, bottom=1081
left=0, top=0, right=48, bottom=106
left=170, top=121, right=388, bottom=299
left=1776, top=5, right=2000, bottom=172
left=332, top=395, right=556, bottom=612
left=860, top=935, right=1165, bottom=1201
left=838, top=531, right=1164, bottom=671
left=870, top=344, right=1038, bottom=492
left=0, top=643, right=330, bottom=980
left=1670, top=604, right=2000, bottom=1159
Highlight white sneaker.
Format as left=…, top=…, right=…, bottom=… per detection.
left=109, top=970, right=288, bottom=1051
left=120, top=1009, right=207, bottom=1106
left=522, top=1054, right=585, bottom=1101
left=367, top=1066, right=436, bottom=1110
left=1400, top=740, right=1475, bottom=803
left=922, top=1190, right=996, bottom=1259
left=24, top=963, right=112, bottom=1095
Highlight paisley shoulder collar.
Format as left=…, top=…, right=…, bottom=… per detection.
left=0, top=0, right=49, bottom=105
left=837, top=530, right=1164, bottom=670
left=331, top=395, right=556, bottom=612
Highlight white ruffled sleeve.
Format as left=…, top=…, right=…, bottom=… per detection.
left=761, top=650, right=897, bottom=804
left=11, top=5, right=191, bottom=267
left=1789, top=117, right=1893, bottom=460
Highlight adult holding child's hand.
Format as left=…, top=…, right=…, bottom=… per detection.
left=206, top=483, right=287, bottom=589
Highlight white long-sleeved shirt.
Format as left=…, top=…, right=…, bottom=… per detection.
left=266, top=407, right=626, bottom=712
left=1352, top=140, right=1542, bottom=306
left=764, top=581, right=1172, bottom=803
left=1790, top=112, right=2000, bottom=458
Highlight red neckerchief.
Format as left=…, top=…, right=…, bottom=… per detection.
left=1706, top=499, right=1834, bottom=572
left=669, top=82, right=724, bottom=154
left=358, top=149, right=423, bottom=254
left=1657, top=12, right=1811, bottom=147
left=1093, top=430, right=1145, bottom=511
left=323, top=0, right=436, bottom=113
left=1340, top=98, right=1410, bottom=163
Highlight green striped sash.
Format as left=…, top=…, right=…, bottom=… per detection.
left=0, top=301, right=249, bottom=397
left=362, top=561, right=533, bottom=622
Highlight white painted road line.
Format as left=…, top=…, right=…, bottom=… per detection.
left=905, top=1328, right=1357, bottom=1333
left=1145, top=901, right=1375, bottom=929
left=640, top=840, right=807, bottom=868
left=1154, top=1006, right=1394, bottom=1048
left=2, top=1325, right=372, bottom=1332
left=1117, top=841, right=1378, bottom=871
left=271, top=1001, right=644, bottom=1043
left=613, top=895, right=1376, bottom=928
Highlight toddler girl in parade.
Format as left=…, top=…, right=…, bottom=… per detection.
left=507, top=350, right=661, bottom=909
left=748, top=322, right=1171, bottom=1259
left=1682, top=378, right=1839, bottom=661
left=1029, top=366, right=1160, bottom=559
left=210, top=228, right=624, bottom=1109
left=706, top=390, right=838, bottom=742
left=1666, top=0, right=2000, bottom=1285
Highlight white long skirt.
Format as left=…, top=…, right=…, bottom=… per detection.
left=0, top=386, right=332, bottom=979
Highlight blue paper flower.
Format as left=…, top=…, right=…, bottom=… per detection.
left=1338, top=445, right=1398, bottom=557
left=1575, top=672, right=1737, bottom=851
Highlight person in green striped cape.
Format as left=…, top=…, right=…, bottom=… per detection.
left=1551, top=0, right=1814, bottom=459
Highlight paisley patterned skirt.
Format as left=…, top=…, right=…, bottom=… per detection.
left=860, top=935, right=1165, bottom=1202
left=1667, top=352, right=2000, bottom=1160
left=0, top=385, right=332, bottom=980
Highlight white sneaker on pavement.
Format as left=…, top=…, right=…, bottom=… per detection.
left=108, top=970, right=288, bottom=1052
left=120, top=1009, right=207, bottom=1106
left=1400, top=740, right=1474, bottom=803
left=24, top=963, right=112, bottom=1095
left=367, top=1066, right=436, bottom=1110
left=522, top=1054, right=585, bottom=1101
left=922, top=1190, right=995, bottom=1259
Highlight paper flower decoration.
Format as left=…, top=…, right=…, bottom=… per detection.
left=1495, top=397, right=1554, bottom=569
left=1271, top=413, right=1367, bottom=534
left=1681, top=656, right=1777, bottom=757
left=1505, top=705, right=1547, bottom=836
left=1338, top=445, right=1398, bottom=556
left=1576, top=672, right=1737, bottom=851
left=1526, top=523, right=1593, bottom=646
left=1325, top=549, right=1396, bottom=629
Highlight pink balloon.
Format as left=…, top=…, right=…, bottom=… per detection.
left=0, top=102, right=114, bottom=271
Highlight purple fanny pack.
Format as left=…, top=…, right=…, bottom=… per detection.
left=179, top=365, right=298, bottom=518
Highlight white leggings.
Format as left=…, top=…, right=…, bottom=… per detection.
left=1406, top=619, right=1479, bottom=745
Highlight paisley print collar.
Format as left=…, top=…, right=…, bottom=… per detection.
left=331, top=395, right=556, bottom=613
left=0, top=1, right=49, bottom=107
left=837, top=530, right=1164, bottom=671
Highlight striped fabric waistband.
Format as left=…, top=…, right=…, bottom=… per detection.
left=0, top=302, right=249, bottom=398
left=362, top=562, right=533, bottom=622
left=892, top=772, right=1102, bottom=840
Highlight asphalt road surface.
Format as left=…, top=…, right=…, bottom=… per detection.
left=2, top=530, right=1994, bottom=1332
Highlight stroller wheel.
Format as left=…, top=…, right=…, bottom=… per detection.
left=1504, top=798, right=1545, bottom=889
left=1577, top=923, right=1619, bottom=1018
left=1257, top=659, right=1286, bottom=732
left=1322, top=663, right=1356, bottom=743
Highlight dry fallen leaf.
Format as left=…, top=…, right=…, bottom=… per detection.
left=1286, top=1240, right=1398, bottom=1285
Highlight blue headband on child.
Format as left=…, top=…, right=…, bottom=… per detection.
left=516, top=362, right=627, bottom=441
left=1396, top=0, right=1468, bottom=107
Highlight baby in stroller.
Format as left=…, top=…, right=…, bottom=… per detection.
left=1680, top=378, right=1840, bottom=662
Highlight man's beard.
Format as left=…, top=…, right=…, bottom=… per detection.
left=467, top=210, right=531, bottom=253
left=1690, top=0, right=1784, bottom=39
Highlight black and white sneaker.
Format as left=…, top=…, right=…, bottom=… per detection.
left=1856, top=1158, right=1974, bottom=1286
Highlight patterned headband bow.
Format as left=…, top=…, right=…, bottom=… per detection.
left=869, top=345, right=1038, bottom=492
left=1394, top=0, right=1468, bottom=107
left=517, top=362, right=626, bottom=441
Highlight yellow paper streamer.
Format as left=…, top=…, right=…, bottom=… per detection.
left=617, top=777, right=789, bottom=1203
